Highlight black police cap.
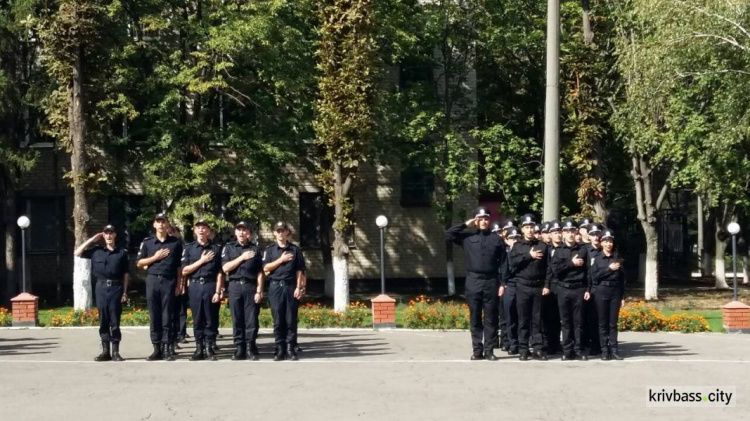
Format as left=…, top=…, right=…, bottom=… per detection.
left=502, top=220, right=516, bottom=231
left=600, top=229, right=615, bottom=240
left=474, top=207, right=491, bottom=219
left=490, top=221, right=502, bottom=233
left=154, top=213, right=168, bottom=222
left=520, top=213, right=536, bottom=226
left=579, top=217, right=592, bottom=229
left=548, top=220, right=562, bottom=232
left=562, top=218, right=578, bottom=231
left=103, top=224, right=116, bottom=232
left=274, top=221, right=290, bottom=231
left=235, top=221, right=249, bottom=229
left=507, top=228, right=521, bottom=239
left=194, top=219, right=211, bottom=229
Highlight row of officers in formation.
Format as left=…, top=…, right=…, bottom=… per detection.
left=446, top=208, right=627, bottom=362
left=75, top=213, right=306, bottom=362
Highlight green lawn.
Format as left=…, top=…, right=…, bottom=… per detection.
left=661, top=310, right=724, bottom=333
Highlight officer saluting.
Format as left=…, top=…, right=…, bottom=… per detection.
left=222, top=221, right=264, bottom=361
left=181, top=219, right=224, bottom=361
left=509, top=213, right=548, bottom=361
left=446, top=207, right=508, bottom=361
left=136, top=213, right=183, bottom=361
left=263, top=221, right=306, bottom=361
left=75, top=225, right=130, bottom=361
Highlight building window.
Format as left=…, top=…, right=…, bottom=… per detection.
left=401, top=167, right=435, bottom=207
left=108, top=196, right=148, bottom=253
left=299, top=192, right=355, bottom=249
left=23, top=197, right=65, bottom=253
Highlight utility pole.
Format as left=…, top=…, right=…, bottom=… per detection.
left=543, top=0, right=561, bottom=221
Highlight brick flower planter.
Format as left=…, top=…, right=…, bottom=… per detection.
left=722, top=301, right=750, bottom=333
left=11, top=293, right=39, bottom=327
left=371, top=294, right=396, bottom=329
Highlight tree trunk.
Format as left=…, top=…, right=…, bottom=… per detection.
left=3, top=187, right=17, bottom=304
left=701, top=204, right=715, bottom=277
left=742, top=250, right=749, bottom=285
left=70, top=46, right=92, bottom=310
left=714, top=237, right=729, bottom=289
left=331, top=162, right=349, bottom=312
left=642, top=222, right=659, bottom=300
left=581, top=0, right=594, bottom=45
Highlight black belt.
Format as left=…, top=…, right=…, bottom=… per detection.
left=97, top=279, right=122, bottom=287
left=595, top=281, right=619, bottom=287
left=229, top=278, right=256, bottom=285
left=148, top=273, right=175, bottom=280
left=468, top=271, right=496, bottom=278
left=270, top=280, right=293, bottom=287
left=516, top=278, right=544, bottom=287
left=558, top=282, right=585, bottom=289
left=191, top=277, right=216, bottom=285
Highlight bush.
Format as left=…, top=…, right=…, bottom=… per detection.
left=402, top=295, right=470, bottom=329
left=121, top=308, right=151, bottom=326
left=49, top=309, right=99, bottom=327
left=618, top=302, right=710, bottom=333
left=298, top=301, right=370, bottom=328
left=0, top=307, right=11, bottom=327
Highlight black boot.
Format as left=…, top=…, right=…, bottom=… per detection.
left=190, top=340, right=206, bottom=361
left=287, top=344, right=299, bottom=361
left=574, top=351, right=588, bottom=361
left=206, top=340, right=218, bottom=361
left=163, top=343, right=175, bottom=361
left=211, top=340, right=220, bottom=352
left=95, top=341, right=111, bottom=362
left=519, top=350, right=530, bottom=361
left=601, top=349, right=611, bottom=360
left=483, top=350, right=499, bottom=361
left=248, top=342, right=259, bottom=361
left=111, top=342, right=124, bottom=362
left=146, top=343, right=162, bottom=361
left=532, top=350, right=549, bottom=361
left=232, top=343, right=247, bottom=361
left=610, top=350, right=623, bottom=360
left=273, top=345, right=286, bottom=361
left=174, top=340, right=181, bottom=350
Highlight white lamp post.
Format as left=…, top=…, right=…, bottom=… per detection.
left=17, top=216, right=30, bottom=293
left=375, top=215, right=388, bottom=295
left=728, top=222, right=741, bottom=302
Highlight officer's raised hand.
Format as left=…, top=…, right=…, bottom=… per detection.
left=609, top=262, right=621, bottom=271
left=154, top=248, right=170, bottom=260
left=542, top=287, right=550, bottom=296
left=199, top=250, right=215, bottom=264
left=464, top=218, right=477, bottom=227
left=572, top=254, right=584, bottom=267
left=498, top=285, right=505, bottom=297
left=583, top=291, right=591, bottom=301
left=280, top=251, right=294, bottom=263
left=241, top=250, right=256, bottom=261
left=530, top=248, right=544, bottom=260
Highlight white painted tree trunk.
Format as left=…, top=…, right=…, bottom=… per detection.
left=73, top=256, right=92, bottom=310
left=643, top=225, right=659, bottom=300
left=743, top=252, right=749, bottom=284
left=715, top=239, right=730, bottom=289
left=333, top=254, right=349, bottom=312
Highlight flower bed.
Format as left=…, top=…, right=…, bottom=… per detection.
left=618, top=302, right=710, bottom=333
left=0, top=307, right=11, bottom=327
left=402, top=295, right=470, bottom=329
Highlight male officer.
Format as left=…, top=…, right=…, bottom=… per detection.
left=584, top=222, right=603, bottom=355
left=446, top=207, right=508, bottom=361
left=509, top=214, right=548, bottom=361
left=75, top=225, right=129, bottom=362
left=501, top=224, right=521, bottom=355
left=551, top=219, right=589, bottom=361
left=263, top=221, right=306, bottom=361
left=181, top=219, right=224, bottom=361
left=541, top=221, right=562, bottom=355
left=490, top=221, right=509, bottom=351
left=222, top=221, right=264, bottom=361
left=540, top=222, right=552, bottom=246
left=137, top=213, right=183, bottom=361
left=168, top=225, right=189, bottom=351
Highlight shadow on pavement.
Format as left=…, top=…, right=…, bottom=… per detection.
left=617, top=341, right=697, bottom=357
left=0, top=337, right=59, bottom=356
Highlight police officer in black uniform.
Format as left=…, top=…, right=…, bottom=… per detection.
left=222, top=221, right=264, bottom=361
left=541, top=220, right=562, bottom=355
left=181, top=219, right=224, bottom=361
left=501, top=224, right=521, bottom=355
left=75, top=225, right=130, bottom=362
left=590, top=229, right=626, bottom=360
left=550, top=219, right=589, bottom=361
left=446, top=207, right=508, bottom=361
left=168, top=225, right=189, bottom=351
left=263, top=221, right=306, bottom=361
left=584, top=222, right=603, bottom=355
left=136, top=213, right=183, bottom=361
left=509, top=213, right=548, bottom=361
left=490, top=221, right=509, bottom=351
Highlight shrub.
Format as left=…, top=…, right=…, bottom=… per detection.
left=402, top=295, right=470, bottom=329
left=618, top=302, right=710, bottom=333
left=0, top=307, right=11, bottom=327
left=121, top=308, right=151, bottom=326
left=49, top=309, right=99, bottom=327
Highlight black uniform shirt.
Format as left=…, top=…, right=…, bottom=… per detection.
left=589, top=252, right=626, bottom=296
left=136, top=235, right=183, bottom=277
left=181, top=240, right=223, bottom=279
left=508, top=238, right=547, bottom=284
left=81, top=246, right=129, bottom=281
left=446, top=224, right=509, bottom=284
left=263, top=242, right=305, bottom=282
left=221, top=241, right=263, bottom=280
left=547, top=242, right=589, bottom=288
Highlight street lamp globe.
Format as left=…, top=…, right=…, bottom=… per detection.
left=17, top=215, right=30, bottom=229
left=727, top=222, right=741, bottom=235
left=376, top=215, right=388, bottom=228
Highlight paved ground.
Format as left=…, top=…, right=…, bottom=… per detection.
left=0, top=328, right=748, bottom=420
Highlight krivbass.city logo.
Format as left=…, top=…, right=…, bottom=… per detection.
left=647, top=387, right=736, bottom=407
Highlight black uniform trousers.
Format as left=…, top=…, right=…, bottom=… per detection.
left=268, top=280, right=298, bottom=349
left=228, top=281, right=260, bottom=345
left=496, top=291, right=509, bottom=348
left=594, top=285, right=622, bottom=352
left=557, top=285, right=585, bottom=354
left=211, top=298, right=221, bottom=339
left=583, top=292, right=601, bottom=352
left=465, top=273, right=498, bottom=354
left=542, top=284, right=561, bottom=353
left=189, top=280, right=218, bottom=345
left=503, top=283, right=519, bottom=351
left=516, top=282, right=543, bottom=352
left=171, top=292, right=189, bottom=342
left=146, top=274, right=176, bottom=344
left=95, top=281, right=123, bottom=343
